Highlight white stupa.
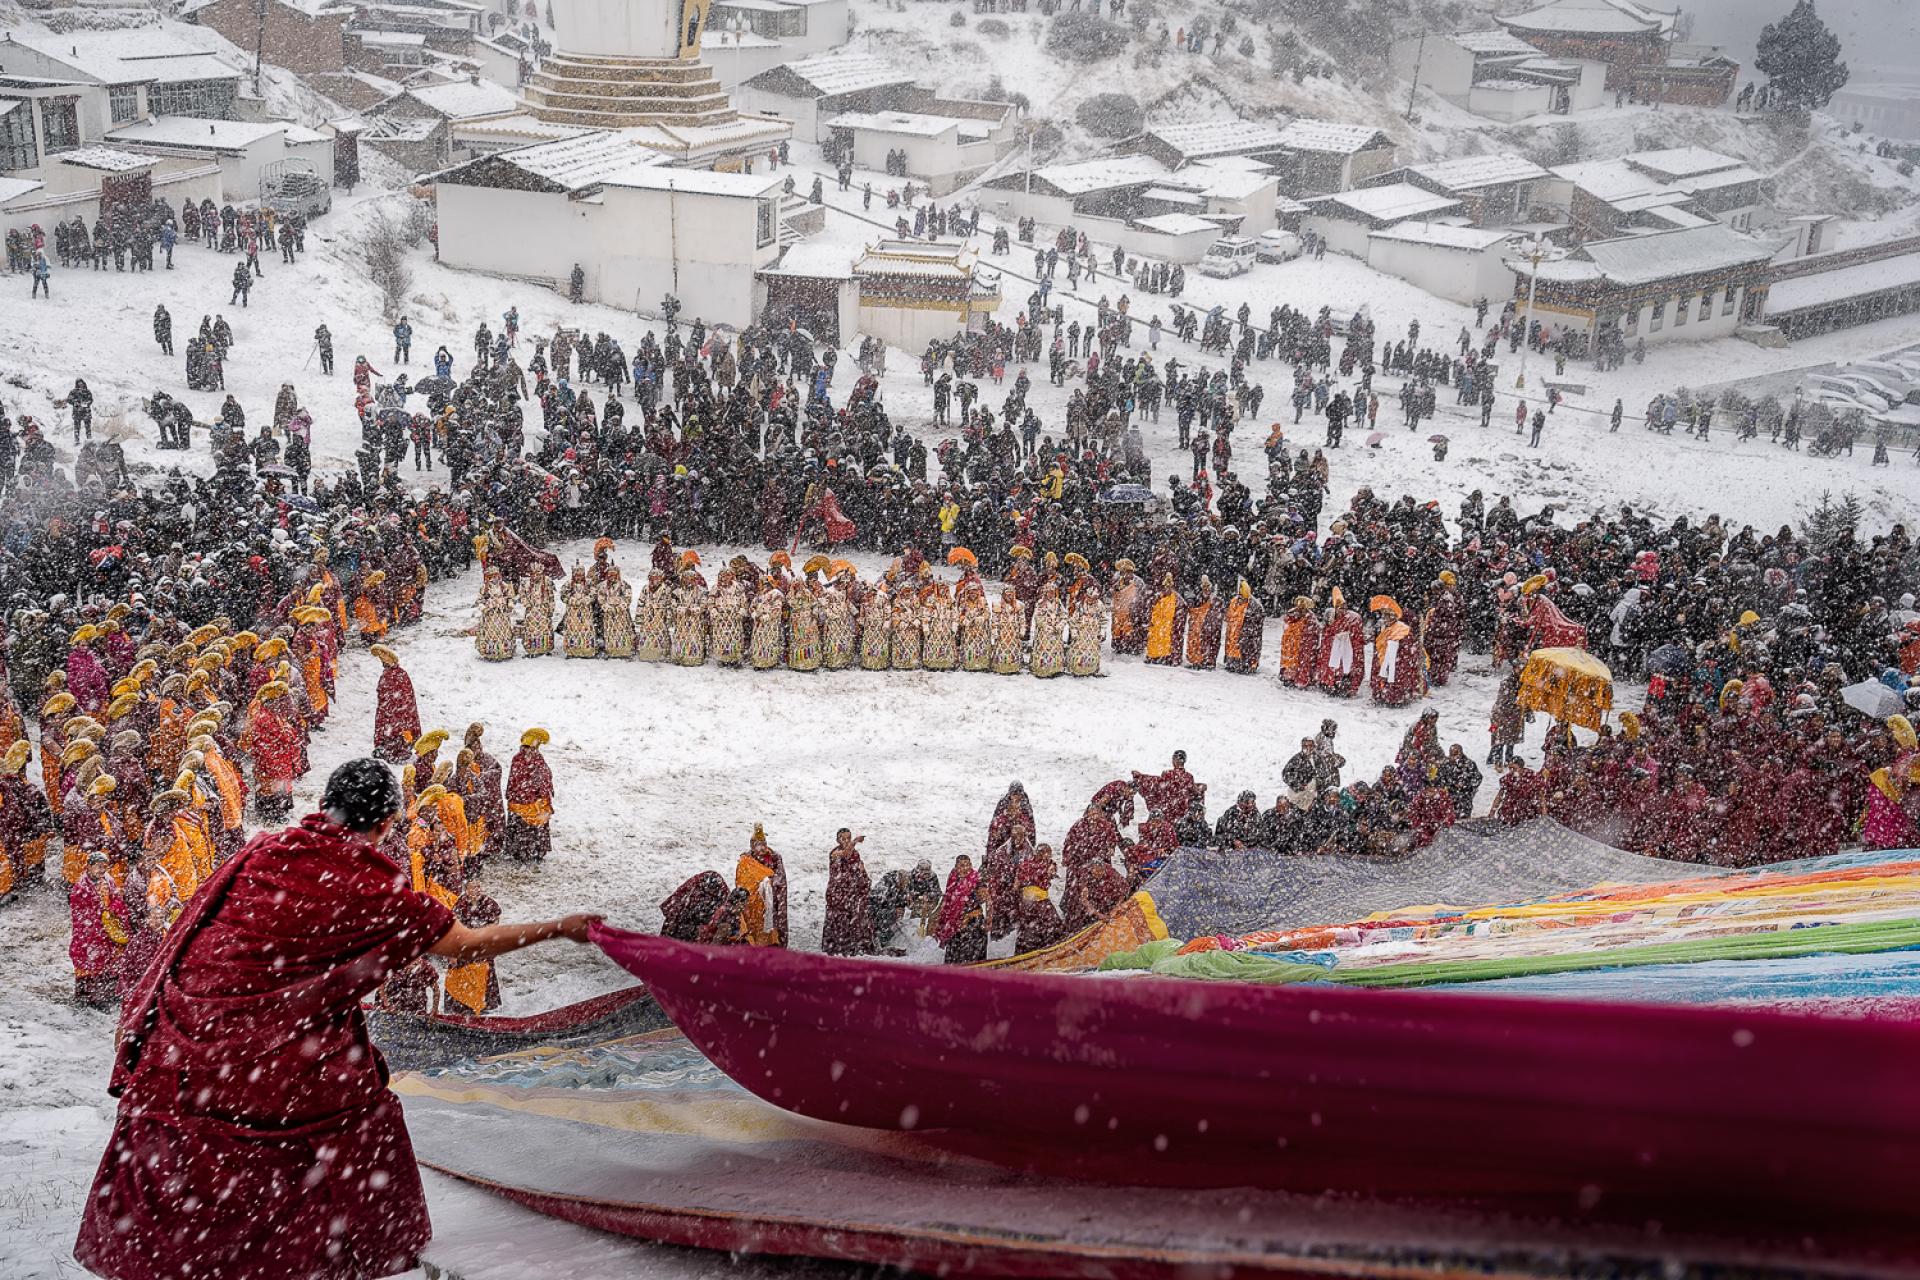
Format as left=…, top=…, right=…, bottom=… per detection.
left=522, top=0, right=789, bottom=159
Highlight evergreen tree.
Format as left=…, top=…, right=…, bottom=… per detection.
left=1754, top=0, right=1850, bottom=112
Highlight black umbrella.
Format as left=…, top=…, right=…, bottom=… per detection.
left=1646, top=643, right=1691, bottom=675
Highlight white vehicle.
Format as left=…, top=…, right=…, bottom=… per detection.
left=1806, top=375, right=1892, bottom=412
left=1807, top=387, right=1886, bottom=419
left=1255, top=230, right=1303, bottom=264
left=1197, top=236, right=1258, bottom=278
left=1839, top=369, right=1917, bottom=405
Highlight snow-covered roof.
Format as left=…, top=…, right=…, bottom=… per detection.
left=1187, top=155, right=1271, bottom=173
left=1368, top=223, right=1516, bottom=251
left=1670, top=165, right=1759, bottom=193
left=1155, top=162, right=1273, bottom=202
left=399, top=78, right=521, bottom=120
left=0, top=99, right=20, bottom=118
left=1501, top=0, right=1672, bottom=36
left=432, top=129, right=662, bottom=190
left=1537, top=223, right=1774, bottom=286
left=826, top=110, right=958, bottom=138
left=1311, top=182, right=1461, bottom=223
left=355, top=30, right=430, bottom=46
left=1132, top=212, right=1219, bottom=236
left=1612, top=188, right=1695, bottom=213
left=1407, top=153, right=1549, bottom=190
left=1553, top=158, right=1667, bottom=203
left=758, top=241, right=854, bottom=278
left=755, top=52, right=911, bottom=97
left=1638, top=206, right=1711, bottom=229
left=56, top=146, right=160, bottom=172
left=1143, top=118, right=1291, bottom=160
left=1142, top=186, right=1204, bottom=205
left=598, top=164, right=781, bottom=197
left=283, top=124, right=332, bottom=143
left=1452, top=29, right=1541, bottom=57
left=856, top=241, right=976, bottom=282
left=107, top=115, right=292, bottom=150
left=0, top=174, right=46, bottom=204
left=1627, top=146, right=1743, bottom=180
left=1275, top=119, right=1389, bottom=155
left=0, top=28, right=241, bottom=85
left=1474, top=78, right=1547, bottom=92
left=1767, top=252, right=1920, bottom=314
left=1004, top=154, right=1167, bottom=196
left=364, top=117, right=438, bottom=141
left=452, top=114, right=587, bottom=142
left=625, top=113, right=791, bottom=156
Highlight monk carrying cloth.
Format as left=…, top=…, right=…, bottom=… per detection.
left=74, top=758, right=598, bottom=1280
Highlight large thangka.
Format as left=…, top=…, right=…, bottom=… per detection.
left=396, top=1017, right=1915, bottom=1278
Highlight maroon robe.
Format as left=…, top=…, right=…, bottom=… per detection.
left=503, top=746, right=553, bottom=862
left=1183, top=593, right=1224, bottom=670
left=1222, top=593, right=1265, bottom=674
left=821, top=846, right=875, bottom=956
left=660, top=870, right=727, bottom=942
left=1423, top=589, right=1464, bottom=686
left=1316, top=609, right=1366, bottom=697
left=1060, top=810, right=1123, bottom=929
left=373, top=664, right=421, bottom=762
left=76, top=815, right=454, bottom=1280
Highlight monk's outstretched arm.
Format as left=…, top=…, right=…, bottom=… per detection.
left=429, top=912, right=601, bottom=962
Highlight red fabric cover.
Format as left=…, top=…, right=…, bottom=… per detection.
left=591, top=928, right=1920, bottom=1252
left=77, top=816, right=454, bottom=1280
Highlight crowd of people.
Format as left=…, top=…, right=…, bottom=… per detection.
left=2, top=188, right=1917, bottom=1013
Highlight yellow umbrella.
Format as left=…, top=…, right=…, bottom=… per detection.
left=1517, top=646, right=1614, bottom=732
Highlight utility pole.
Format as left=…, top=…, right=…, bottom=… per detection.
left=1515, top=237, right=1546, bottom=390
left=253, top=0, right=267, bottom=97
left=1024, top=123, right=1034, bottom=198
left=1404, top=30, right=1425, bottom=122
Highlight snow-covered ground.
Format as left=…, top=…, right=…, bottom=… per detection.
left=5, top=125, right=1920, bottom=1277
left=5, top=0, right=1920, bottom=1263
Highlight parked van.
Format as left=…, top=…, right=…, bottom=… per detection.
left=1255, top=230, right=1303, bottom=264
left=1197, top=236, right=1258, bottom=278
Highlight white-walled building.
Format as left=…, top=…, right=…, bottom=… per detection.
left=433, top=131, right=783, bottom=325
left=710, top=0, right=849, bottom=61
left=0, top=28, right=244, bottom=122
left=1303, top=182, right=1462, bottom=257
left=825, top=97, right=1015, bottom=195
left=979, top=154, right=1169, bottom=227
left=1507, top=222, right=1776, bottom=352
left=0, top=79, right=227, bottom=225
left=106, top=116, right=335, bottom=202
left=1365, top=222, right=1518, bottom=303
left=1390, top=29, right=1607, bottom=120
left=735, top=52, right=916, bottom=143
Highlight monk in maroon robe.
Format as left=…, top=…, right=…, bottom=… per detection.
left=1132, top=751, right=1200, bottom=822
left=821, top=828, right=876, bottom=956
left=75, top=758, right=596, bottom=1280
left=1317, top=593, right=1367, bottom=697
left=1183, top=578, right=1224, bottom=670
left=1423, top=579, right=1464, bottom=687
left=372, top=646, right=420, bottom=763
left=1060, top=803, right=1124, bottom=930
left=1493, top=759, right=1545, bottom=825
